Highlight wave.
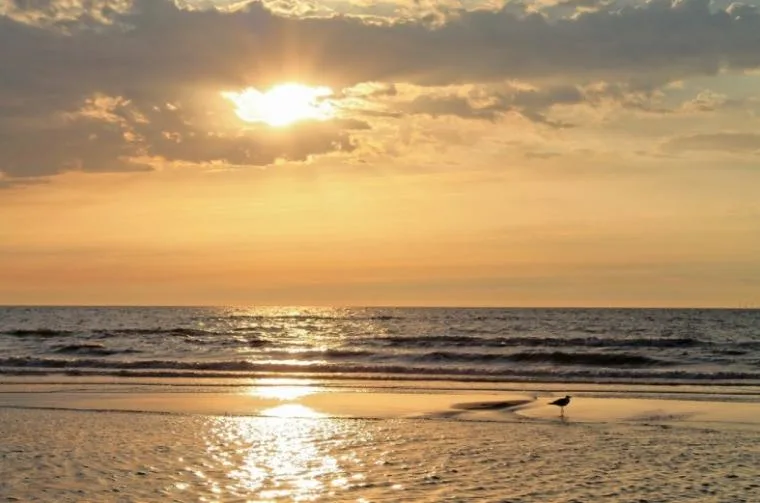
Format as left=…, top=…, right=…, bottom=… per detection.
left=1, top=329, right=76, bottom=337
left=1, top=359, right=759, bottom=385
left=0, top=329, right=741, bottom=355
left=736, top=340, right=760, bottom=350
left=201, top=314, right=405, bottom=323
left=370, top=335, right=702, bottom=349
left=0, top=357, right=399, bottom=374
left=52, top=344, right=140, bottom=357
left=108, top=328, right=218, bottom=337
left=0, top=352, right=371, bottom=371
left=503, top=351, right=667, bottom=366
left=410, top=351, right=668, bottom=367
left=0, top=350, right=678, bottom=373
left=0, top=328, right=215, bottom=338
left=1, top=328, right=268, bottom=347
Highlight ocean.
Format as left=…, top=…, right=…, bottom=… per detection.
left=1, top=306, right=759, bottom=385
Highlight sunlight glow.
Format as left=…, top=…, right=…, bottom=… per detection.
left=222, top=83, right=334, bottom=127
left=261, top=403, right=325, bottom=418
left=251, top=381, right=319, bottom=401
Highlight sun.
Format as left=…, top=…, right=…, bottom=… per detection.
left=222, top=83, right=335, bottom=127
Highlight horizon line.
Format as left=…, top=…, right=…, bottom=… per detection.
left=1, top=304, right=758, bottom=310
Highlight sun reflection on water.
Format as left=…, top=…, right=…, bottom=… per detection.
left=203, top=412, right=351, bottom=501
left=262, top=404, right=325, bottom=418
left=248, top=378, right=320, bottom=401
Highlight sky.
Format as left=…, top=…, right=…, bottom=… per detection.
left=1, top=0, right=759, bottom=307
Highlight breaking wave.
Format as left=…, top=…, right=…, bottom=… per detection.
left=1, top=357, right=759, bottom=385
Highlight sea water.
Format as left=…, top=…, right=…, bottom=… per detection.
left=2, top=307, right=758, bottom=385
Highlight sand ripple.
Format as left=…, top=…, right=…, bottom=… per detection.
left=1, top=409, right=758, bottom=502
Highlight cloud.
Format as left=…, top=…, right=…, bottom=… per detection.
left=553, top=0, right=612, bottom=8
left=0, top=0, right=134, bottom=29
left=0, top=2, right=372, bottom=180
left=2, top=0, right=760, bottom=181
left=5, top=1, right=760, bottom=88
left=385, top=82, right=668, bottom=125
left=678, top=90, right=755, bottom=113
left=0, top=173, right=49, bottom=189
left=5, top=0, right=760, bottom=89
left=663, top=133, right=760, bottom=153
left=0, top=87, right=365, bottom=178
left=524, top=151, right=562, bottom=160
left=279, top=0, right=760, bottom=87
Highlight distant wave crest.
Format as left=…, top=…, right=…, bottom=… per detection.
left=370, top=335, right=702, bottom=349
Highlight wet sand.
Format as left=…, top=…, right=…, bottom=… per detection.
left=1, top=379, right=759, bottom=502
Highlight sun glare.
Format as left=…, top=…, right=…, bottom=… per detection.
left=222, top=83, right=334, bottom=127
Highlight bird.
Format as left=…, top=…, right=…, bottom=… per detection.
left=549, top=395, right=571, bottom=416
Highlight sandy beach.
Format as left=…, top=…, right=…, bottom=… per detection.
left=2, top=379, right=759, bottom=502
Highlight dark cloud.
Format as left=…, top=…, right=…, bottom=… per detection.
left=0, top=121, right=150, bottom=178
left=398, top=86, right=578, bottom=122
left=0, top=1, right=370, bottom=180
left=663, top=133, right=760, bottom=153
left=1, top=0, right=760, bottom=180
left=0, top=89, right=365, bottom=178
left=393, top=83, right=662, bottom=125
left=400, top=94, right=506, bottom=121
left=5, top=0, right=760, bottom=92
left=554, top=0, right=612, bottom=8
left=294, top=0, right=760, bottom=86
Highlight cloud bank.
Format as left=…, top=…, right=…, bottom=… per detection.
left=2, top=0, right=760, bottom=181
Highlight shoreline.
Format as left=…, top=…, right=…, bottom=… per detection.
left=4, top=374, right=760, bottom=397
left=2, top=377, right=759, bottom=431
left=4, top=371, right=760, bottom=389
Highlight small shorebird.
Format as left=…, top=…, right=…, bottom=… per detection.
left=549, top=395, right=571, bottom=416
